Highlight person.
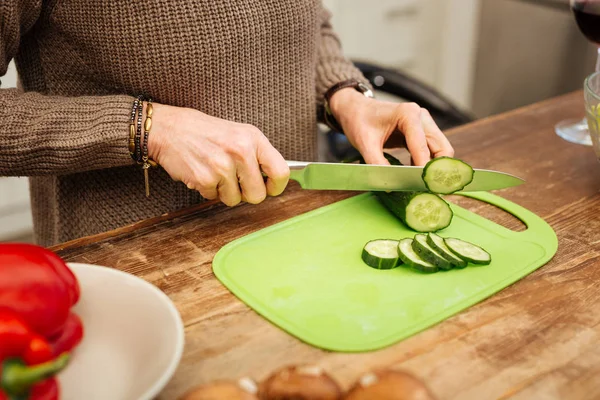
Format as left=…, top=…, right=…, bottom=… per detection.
left=0, top=1, right=454, bottom=247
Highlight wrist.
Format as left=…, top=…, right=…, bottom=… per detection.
left=329, top=87, right=369, bottom=122
left=323, top=80, right=373, bottom=133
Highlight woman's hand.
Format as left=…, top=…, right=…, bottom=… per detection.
left=329, top=88, right=455, bottom=166
left=147, top=103, right=290, bottom=206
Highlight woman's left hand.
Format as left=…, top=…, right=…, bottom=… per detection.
left=328, top=88, right=455, bottom=166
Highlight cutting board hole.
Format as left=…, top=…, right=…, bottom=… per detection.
left=445, top=195, right=527, bottom=232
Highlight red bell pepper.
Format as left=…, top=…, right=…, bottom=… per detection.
left=48, top=313, right=83, bottom=358
left=35, top=248, right=80, bottom=306
left=0, top=311, right=69, bottom=400
left=0, top=244, right=80, bottom=338
left=27, top=379, right=59, bottom=400
left=0, top=311, right=53, bottom=366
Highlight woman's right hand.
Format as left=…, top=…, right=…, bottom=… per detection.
left=147, top=103, right=290, bottom=206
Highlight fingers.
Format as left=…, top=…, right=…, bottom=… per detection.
left=420, top=109, right=455, bottom=158
left=185, top=157, right=242, bottom=206
left=177, top=120, right=288, bottom=206
left=397, top=104, right=431, bottom=166
left=194, top=183, right=218, bottom=201
left=359, top=136, right=390, bottom=165
left=237, top=158, right=267, bottom=204
left=256, top=135, right=290, bottom=197
left=217, top=167, right=242, bottom=207
left=185, top=165, right=220, bottom=201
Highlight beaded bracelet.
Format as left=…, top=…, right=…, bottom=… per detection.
left=128, top=95, right=158, bottom=197
left=128, top=95, right=144, bottom=162
left=135, top=96, right=144, bottom=163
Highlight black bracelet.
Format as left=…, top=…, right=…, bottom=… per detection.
left=128, top=95, right=143, bottom=161
left=135, top=97, right=145, bottom=163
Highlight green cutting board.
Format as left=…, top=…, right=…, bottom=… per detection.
left=213, top=192, right=557, bottom=352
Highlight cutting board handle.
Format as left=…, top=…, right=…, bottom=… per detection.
left=457, top=192, right=557, bottom=249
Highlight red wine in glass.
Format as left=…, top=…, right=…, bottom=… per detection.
left=572, top=1, right=600, bottom=45
left=555, top=0, right=600, bottom=145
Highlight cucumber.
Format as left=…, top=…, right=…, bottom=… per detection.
left=444, top=237, right=491, bottom=265
left=376, top=192, right=453, bottom=233
left=361, top=239, right=401, bottom=270
left=372, top=153, right=453, bottom=233
left=426, top=233, right=468, bottom=268
left=411, top=234, right=453, bottom=270
left=422, top=157, right=474, bottom=194
left=397, top=238, right=438, bottom=273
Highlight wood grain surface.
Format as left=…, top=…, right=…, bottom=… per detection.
left=52, top=91, right=600, bottom=399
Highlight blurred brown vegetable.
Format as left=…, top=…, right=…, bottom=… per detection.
left=343, top=370, right=436, bottom=400
left=258, top=365, right=343, bottom=400
left=179, top=377, right=259, bottom=400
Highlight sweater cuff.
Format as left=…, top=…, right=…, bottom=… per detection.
left=0, top=90, right=136, bottom=176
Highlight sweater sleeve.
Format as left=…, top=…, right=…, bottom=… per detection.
left=0, top=0, right=136, bottom=177
left=314, top=2, right=372, bottom=108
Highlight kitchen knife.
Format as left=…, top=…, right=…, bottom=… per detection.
left=284, top=161, right=524, bottom=192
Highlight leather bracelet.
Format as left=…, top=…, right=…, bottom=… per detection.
left=322, top=79, right=374, bottom=133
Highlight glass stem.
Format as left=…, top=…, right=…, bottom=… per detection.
left=596, top=47, right=600, bottom=73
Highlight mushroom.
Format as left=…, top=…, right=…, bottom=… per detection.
left=179, top=377, right=259, bottom=400
left=258, top=365, right=343, bottom=400
left=343, top=370, right=436, bottom=400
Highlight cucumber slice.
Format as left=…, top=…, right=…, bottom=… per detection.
left=444, top=237, right=491, bottom=265
left=411, top=234, right=453, bottom=270
left=377, top=192, right=453, bottom=233
left=426, top=233, right=468, bottom=268
left=397, top=238, right=438, bottom=273
left=361, top=239, right=401, bottom=270
left=422, top=157, right=474, bottom=195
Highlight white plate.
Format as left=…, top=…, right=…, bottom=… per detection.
left=58, top=263, right=185, bottom=400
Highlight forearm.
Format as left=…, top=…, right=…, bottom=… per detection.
left=0, top=89, right=135, bottom=176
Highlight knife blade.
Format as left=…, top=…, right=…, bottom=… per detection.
left=285, top=161, right=524, bottom=192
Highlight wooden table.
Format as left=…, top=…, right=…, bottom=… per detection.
left=52, top=91, right=600, bottom=399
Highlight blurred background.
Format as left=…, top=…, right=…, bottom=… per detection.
left=1, top=0, right=597, bottom=243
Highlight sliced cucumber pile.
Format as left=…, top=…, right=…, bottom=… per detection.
left=422, top=157, right=474, bottom=195
left=361, top=234, right=491, bottom=273
left=361, top=239, right=402, bottom=270
left=356, top=152, right=491, bottom=273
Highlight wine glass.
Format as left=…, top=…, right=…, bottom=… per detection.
left=555, top=0, right=600, bottom=146
left=584, top=71, right=600, bottom=159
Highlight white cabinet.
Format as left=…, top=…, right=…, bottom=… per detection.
left=322, top=0, right=482, bottom=109
left=0, top=178, right=33, bottom=241
left=0, top=61, right=34, bottom=242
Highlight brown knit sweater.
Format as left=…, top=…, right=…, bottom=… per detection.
left=0, top=0, right=369, bottom=246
